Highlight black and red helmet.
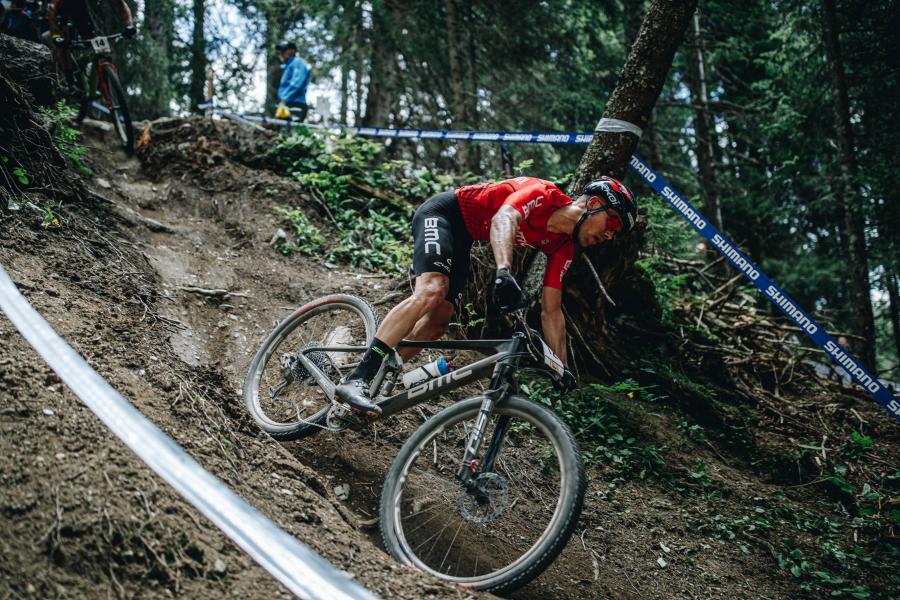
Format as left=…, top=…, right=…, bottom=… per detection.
left=582, top=176, right=637, bottom=233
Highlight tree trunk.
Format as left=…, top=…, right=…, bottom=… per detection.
left=686, top=12, right=722, bottom=231
left=463, top=2, right=481, bottom=172
left=821, top=0, right=877, bottom=372
left=444, top=0, right=468, bottom=171
left=362, top=2, right=395, bottom=127
left=560, top=0, right=697, bottom=375
left=140, top=0, right=174, bottom=118
left=340, top=59, right=349, bottom=125
left=263, top=13, right=281, bottom=114
left=188, top=0, right=206, bottom=113
left=888, top=272, right=900, bottom=375
left=571, top=0, right=697, bottom=190
left=514, top=0, right=697, bottom=377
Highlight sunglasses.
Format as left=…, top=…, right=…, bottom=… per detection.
left=588, top=197, right=624, bottom=235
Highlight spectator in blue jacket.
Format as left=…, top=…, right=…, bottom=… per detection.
left=275, top=40, right=310, bottom=122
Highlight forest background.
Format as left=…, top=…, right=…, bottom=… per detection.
left=96, top=0, right=898, bottom=378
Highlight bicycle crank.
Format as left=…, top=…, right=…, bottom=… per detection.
left=325, top=402, right=366, bottom=432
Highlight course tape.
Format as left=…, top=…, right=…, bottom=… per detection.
left=626, top=155, right=900, bottom=421
left=0, top=264, right=380, bottom=600
left=214, top=109, right=596, bottom=145
left=212, top=107, right=899, bottom=420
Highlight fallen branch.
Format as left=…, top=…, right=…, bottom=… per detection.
left=177, top=285, right=250, bottom=299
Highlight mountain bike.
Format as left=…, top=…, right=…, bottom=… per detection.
left=65, top=32, right=134, bottom=155
left=243, top=293, right=585, bottom=594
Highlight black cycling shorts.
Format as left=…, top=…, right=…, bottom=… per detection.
left=412, top=191, right=473, bottom=300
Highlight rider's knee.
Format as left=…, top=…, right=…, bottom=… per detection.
left=412, top=279, right=450, bottom=312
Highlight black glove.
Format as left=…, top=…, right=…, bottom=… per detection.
left=559, top=368, right=577, bottom=393
left=494, top=267, right=522, bottom=313
left=123, top=25, right=137, bottom=39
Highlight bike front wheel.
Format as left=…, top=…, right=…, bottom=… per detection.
left=101, top=65, right=134, bottom=155
left=243, top=294, right=379, bottom=440
left=380, top=394, right=584, bottom=595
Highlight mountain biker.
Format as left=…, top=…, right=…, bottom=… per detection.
left=335, top=175, right=637, bottom=416
left=46, top=0, right=135, bottom=83
left=275, top=40, right=310, bottom=122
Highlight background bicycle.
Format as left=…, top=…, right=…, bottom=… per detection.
left=62, top=31, right=134, bottom=155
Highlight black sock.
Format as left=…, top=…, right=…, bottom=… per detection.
left=349, top=337, right=392, bottom=383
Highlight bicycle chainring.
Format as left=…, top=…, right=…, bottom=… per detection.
left=458, top=472, right=509, bottom=523
left=325, top=402, right=364, bottom=431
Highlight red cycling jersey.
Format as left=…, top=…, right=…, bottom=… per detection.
left=455, top=177, right=575, bottom=289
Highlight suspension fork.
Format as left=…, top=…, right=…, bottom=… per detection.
left=456, top=334, right=523, bottom=484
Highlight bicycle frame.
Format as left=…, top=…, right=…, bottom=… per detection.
left=293, top=332, right=539, bottom=484
left=295, top=336, right=529, bottom=416
left=69, top=34, right=122, bottom=111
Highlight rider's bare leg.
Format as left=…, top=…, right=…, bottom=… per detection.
left=398, top=299, right=455, bottom=361
left=374, top=272, right=450, bottom=348
left=335, top=272, right=450, bottom=415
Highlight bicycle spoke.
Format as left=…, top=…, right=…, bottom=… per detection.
left=248, top=298, right=375, bottom=432
left=393, top=405, right=567, bottom=583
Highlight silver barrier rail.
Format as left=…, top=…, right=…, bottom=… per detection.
left=0, top=264, right=380, bottom=600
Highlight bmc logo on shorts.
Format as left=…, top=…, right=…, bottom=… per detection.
left=424, top=218, right=441, bottom=254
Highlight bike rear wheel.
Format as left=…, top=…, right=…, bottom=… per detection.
left=101, top=65, right=134, bottom=155
left=243, top=294, right=378, bottom=440
left=380, top=395, right=584, bottom=595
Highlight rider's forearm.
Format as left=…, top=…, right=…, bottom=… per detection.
left=541, top=306, right=567, bottom=367
left=490, top=207, right=520, bottom=270
left=116, top=0, right=134, bottom=26
left=48, top=1, right=60, bottom=35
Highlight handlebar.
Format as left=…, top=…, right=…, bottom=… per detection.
left=68, top=32, right=125, bottom=50
left=507, top=309, right=567, bottom=383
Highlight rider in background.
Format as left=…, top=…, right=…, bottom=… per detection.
left=335, top=175, right=638, bottom=416
left=275, top=40, right=310, bottom=123
left=1, top=1, right=40, bottom=43
left=46, top=0, right=134, bottom=84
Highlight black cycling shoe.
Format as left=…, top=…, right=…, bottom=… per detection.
left=334, top=379, right=382, bottom=417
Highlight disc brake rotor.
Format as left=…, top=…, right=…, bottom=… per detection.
left=458, top=472, right=509, bottom=523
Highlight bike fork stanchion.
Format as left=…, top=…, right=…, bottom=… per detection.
left=456, top=336, right=522, bottom=483
left=480, top=415, right=511, bottom=475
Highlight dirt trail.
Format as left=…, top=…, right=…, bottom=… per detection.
left=0, top=120, right=467, bottom=600
left=3, top=117, right=896, bottom=599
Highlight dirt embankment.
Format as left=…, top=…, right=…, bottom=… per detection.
left=2, top=62, right=898, bottom=599
left=0, top=104, right=468, bottom=598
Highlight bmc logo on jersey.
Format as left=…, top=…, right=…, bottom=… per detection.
left=522, top=196, right=543, bottom=218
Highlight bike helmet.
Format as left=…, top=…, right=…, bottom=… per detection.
left=276, top=40, right=297, bottom=51
left=572, top=176, right=637, bottom=244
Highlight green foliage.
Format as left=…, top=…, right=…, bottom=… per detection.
left=523, top=378, right=665, bottom=477
left=12, top=167, right=29, bottom=186
left=274, top=207, right=324, bottom=255
left=633, top=193, right=706, bottom=324
left=39, top=102, right=92, bottom=174
left=271, top=128, right=449, bottom=273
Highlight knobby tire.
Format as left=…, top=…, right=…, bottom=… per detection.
left=243, top=294, right=379, bottom=441
left=101, top=65, right=134, bottom=156
left=380, top=395, right=585, bottom=595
